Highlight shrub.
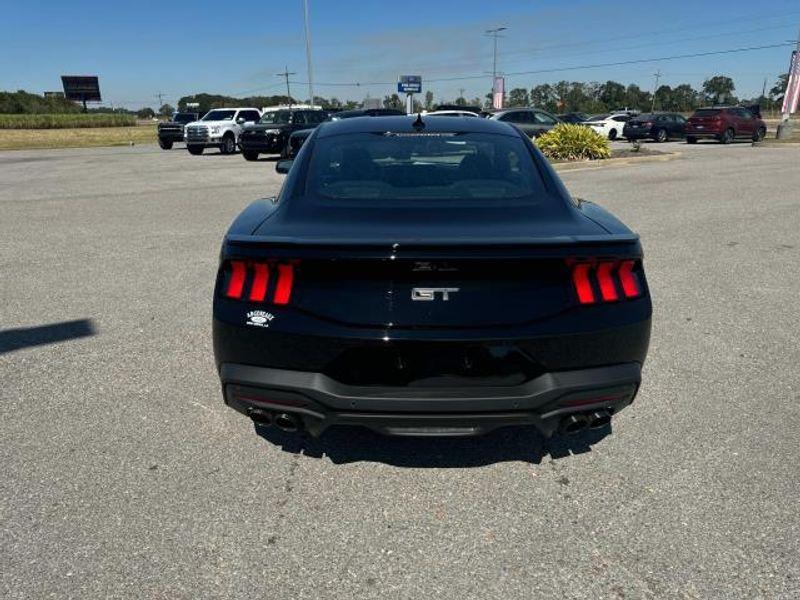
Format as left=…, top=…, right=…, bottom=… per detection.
left=0, top=113, right=137, bottom=129
left=534, top=123, right=611, bottom=161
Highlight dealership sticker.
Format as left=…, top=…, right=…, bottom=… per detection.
left=246, top=310, right=275, bottom=328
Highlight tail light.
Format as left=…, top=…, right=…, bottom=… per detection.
left=221, top=260, right=297, bottom=305
left=569, top=259, right=642, bottom=305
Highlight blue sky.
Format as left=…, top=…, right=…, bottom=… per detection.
left=3, top=0, right=799, bottom=108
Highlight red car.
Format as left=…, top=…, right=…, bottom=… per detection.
left=685, top=106, right=766, bottom=144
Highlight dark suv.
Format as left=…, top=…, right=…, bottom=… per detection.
left=623, top=113, right=687, bottom=142
left=157, top=112, right=199, bottom=150
left=239, top=109, right=328, bottom=160
left=685, top=106, right=766, bottom=144
left=485, top=108, right=561, bottom=138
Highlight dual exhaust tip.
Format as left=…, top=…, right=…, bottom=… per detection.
left=559, top=410, right=612, bottom=435
left=247, top=408, right=302, bottom=433
left=250, top=407, right=609, bottom=437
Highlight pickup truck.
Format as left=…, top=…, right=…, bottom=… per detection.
left=184, top=107, right=262, bottom=155
left=238, top=108, right=328, bottom=160
left=157, top=112, right=199, bottom=150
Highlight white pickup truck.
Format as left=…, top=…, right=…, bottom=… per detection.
left=184, top=107, right=262, bottom=155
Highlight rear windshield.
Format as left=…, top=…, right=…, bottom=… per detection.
left=693, top=109, right=721, bottom=117
left=305, top=132, right=547, bottom=202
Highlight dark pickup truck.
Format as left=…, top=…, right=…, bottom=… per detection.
left=157, top=112, right=200, bottom=150
left=239, top=108, right=328, bottom=160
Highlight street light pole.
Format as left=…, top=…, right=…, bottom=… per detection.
left=485, top=27, right=507, bottom=108
left=303, top=0, right=315, bottom=107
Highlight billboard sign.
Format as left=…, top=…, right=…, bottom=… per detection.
left=398, top=75, right=422, bottom=94
left=61, top=76, right=102, bottom=102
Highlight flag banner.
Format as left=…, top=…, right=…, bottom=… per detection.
left=782, top=50, right=800, bottom=115
left=492, top=77, right=505, bottom=110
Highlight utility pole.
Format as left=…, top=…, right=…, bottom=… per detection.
left=277, top=67, right=296, bottom=106
left=485, top=26, right=507, bottom=106
left=459, top=87, right=466, bottom=100
left=302, top=0, right=315, bottom=107
left=651, top=70, right=661, bottom=112
left=155, top=92, right=164, bottom=109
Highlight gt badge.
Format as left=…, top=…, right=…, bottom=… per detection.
left=411, top=287, right=459, bottom=301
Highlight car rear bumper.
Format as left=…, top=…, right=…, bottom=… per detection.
left=685, top=127, right=723, bottom=137
left=623, top=130, right=652, bottom=140
left=219, top=361, right=642, bottom=437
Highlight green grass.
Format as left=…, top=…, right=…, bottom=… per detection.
left=0, top=124, right=157, bottom=150
left=0, top=113, right=137, bottom=129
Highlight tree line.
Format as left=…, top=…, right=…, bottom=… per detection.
left=2, top=71, right=791, bottom=118
left=496, top=75, right=787, bottom=114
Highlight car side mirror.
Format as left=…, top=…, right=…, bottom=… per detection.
left=276, top=159, right=293, bottom=174
left=237, top=117, right=246, bottom=125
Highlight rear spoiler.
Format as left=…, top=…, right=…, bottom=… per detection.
left=223, top=233, right=642, bottom=260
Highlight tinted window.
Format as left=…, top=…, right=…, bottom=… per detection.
left=260, top=111, right=291, bottom=124
left=173, top=113, right=197, bottom=124
left=693, top=109, right=721, bottom=117
left=611, top=115, right=630, bottom=122
left=498, top=111, right=529, bottom=124
left=305, top=132, right=547, bottom=203
left=674, top=115, right=687, bottom=123
left=240, top=110, right=260, bottom=122
left=307, top=111, right=326, bottom=124
left=738, top=108, right=753, bottom=119
left=202, top=110, right=236, bottom=121
left=534, top=112, right=557, bottom=125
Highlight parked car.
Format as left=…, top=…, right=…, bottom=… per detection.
left=685, top=106, right=766, bottom=144
left=424, top=110, right=481, bottom=118
left=432, top=104, right=483, bottom=114
left=212, top=115, right=652, bottom=439
left=583, top=113, right=633, bottom=140
left=185, top=108, right=261, bottom=155
left=157, top=112, right=199, bottom=150
left=623, top=112, right=687, bottom=142
left=239, top=108, right=328, bottom=161
left=485, top=108, right=562, bottom=138
left=556, top=112, right=589, bottom=124
left=286, top=108, right=405, bottom=158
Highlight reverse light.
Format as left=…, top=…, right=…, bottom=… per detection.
left=222, top=261, right=296, bottom=305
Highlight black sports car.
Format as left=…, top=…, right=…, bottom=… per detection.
left=213, top=116, right=652, bottom=438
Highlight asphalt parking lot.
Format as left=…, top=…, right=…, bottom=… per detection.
left=2, top=140, right=799, bottom=599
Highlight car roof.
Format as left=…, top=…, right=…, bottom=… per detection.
left=315, top=115, right=520, bottom=138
